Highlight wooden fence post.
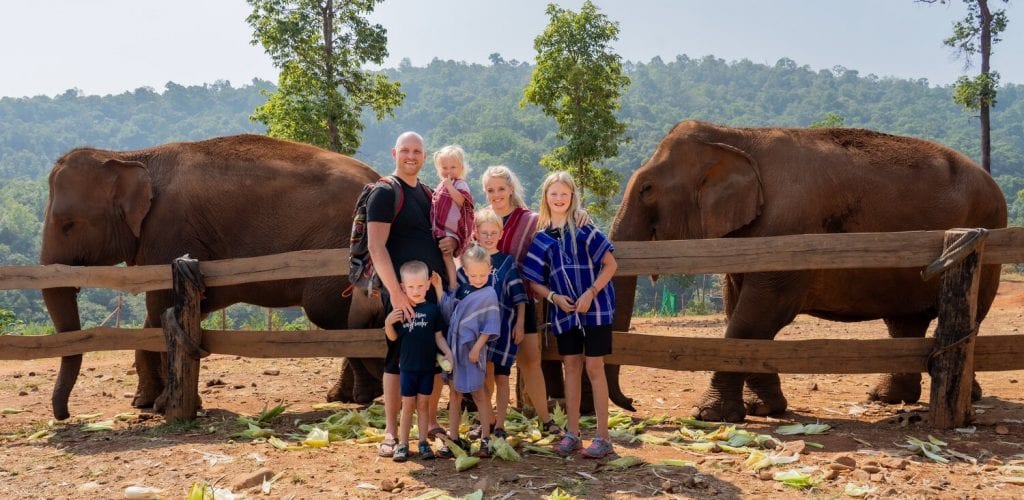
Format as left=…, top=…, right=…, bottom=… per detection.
left=160, top=255, right=206, bottom=422
left=925, top=228, right=988, bottom=429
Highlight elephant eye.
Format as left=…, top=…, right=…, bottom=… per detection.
left=639, top=182, right=653, bottom=202
left=61, top=221, right=75, bottom=235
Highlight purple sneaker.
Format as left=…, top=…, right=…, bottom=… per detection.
left=553, top=432, right=582, bottom=457
left=581, top=437, right=614, bottom=459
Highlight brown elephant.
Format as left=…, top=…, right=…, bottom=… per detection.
left=40, top=134, right=386, bottom=420
left=610, top=121, right=1007, bottom=422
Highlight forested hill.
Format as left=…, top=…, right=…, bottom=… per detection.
left=4, top=55, right=1024, bottom=185
left=3, top=55, right=1024, bottom=325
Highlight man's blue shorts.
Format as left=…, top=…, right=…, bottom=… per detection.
left=400, top=369, right=435, bottom=397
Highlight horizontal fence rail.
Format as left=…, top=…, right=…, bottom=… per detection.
left=2, top=328, right=1022, bottom=374
left=3, top=228, right=1023, bottom=293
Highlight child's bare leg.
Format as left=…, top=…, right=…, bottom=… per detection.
left=494, top=374, right=510, bottom=432
left=585, top=356, right=610, bottom=440
left=428, top=373, right=443, bottom=433
left=562, top=355, right=584, bottom=436
left=484, top=362, right=496, bottom=426
left=416, top=394, right=431, bottom=446
left=516, top=334, right=551, bottom=422
left=448, top=383, right=462, bottom=439
left=399, top=395, right=416, bottom=446
left=471, top=387, right=492, bottom=439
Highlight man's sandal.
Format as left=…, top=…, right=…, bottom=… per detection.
left=378, top=436, right=397, bottom=457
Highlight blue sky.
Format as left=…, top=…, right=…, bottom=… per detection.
left=1, top=0, right=1021, bottom=98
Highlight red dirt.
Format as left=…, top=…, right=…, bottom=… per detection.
left=1, top=279, right=1022, bottom=498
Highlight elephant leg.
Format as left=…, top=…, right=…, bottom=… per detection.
left=307, top=279, right=377, bottom=403
left=743, top=373, right=787, bottom=417
left=868, top=315, right=932, bottom=404
left=350, top=357, right=384, bottom=404
left=605, top=363, right=635, bottom=412
left=694, top=372, right=747, bottom=422
left=694, top=272, right=806, bottom=422
left=327, top=359, right=357, bottom=403
left=133, top=302, right=169, bottom=409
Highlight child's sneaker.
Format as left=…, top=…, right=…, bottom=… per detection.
left=493, top=427, right=508, bottom=439
left=436, top=445, right=454, bottom=459
left=392, top=443, right=409, bottom=462
left=418, top=441, right=435, bottom=460
left=553, top=432, right=582, bottom=457
left=478, top=437, right=492, bottom=458
left=581, top=437, right=614, bottom=459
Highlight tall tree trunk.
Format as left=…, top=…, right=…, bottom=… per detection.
left=322, top=0, right=341, bottom=152
left=980, top=0, right=992, bottom=173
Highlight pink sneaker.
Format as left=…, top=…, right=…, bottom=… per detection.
left=581, top=437, right=614, bottom=459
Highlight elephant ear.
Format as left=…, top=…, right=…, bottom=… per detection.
left=697, top=142, right=764, bottom=238
left=105, top=159, right=152, bottom=238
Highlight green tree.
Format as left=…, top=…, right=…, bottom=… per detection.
left=521, top=1, right=630, bottom=218
left=810, top=112, right=846, bottom=128
left=247, top=0, right=404, bottom=154
left=922, top=0, right=1010, bottom=173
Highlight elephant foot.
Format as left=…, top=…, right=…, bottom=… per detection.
left=326, top=360, right=357, bottom=403
left=132, top=387, right=162, bottom=409
left=352, top=378, right=383, bottom=405
left=867, top=373, right=921, bottom=404
left=351, top=359, right=384, bottom=404
left=692, top=391, right=745, bottom=423
left=743, top=374, right=787, bottom=417
left=972, top=379, right=983, bottom=402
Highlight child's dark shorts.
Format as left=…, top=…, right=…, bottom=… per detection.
left=400, top=369, right=435, bottom=397
left=490, top=354, right=515, bottom=376
left=555, top=324, right=613, bottom=357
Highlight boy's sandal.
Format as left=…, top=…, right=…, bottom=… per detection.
left=543, top=419, right=562, bottom=435
left=378, top=436, right=397, bottom=457
left=436, top=445, right=454, bottom=459
left=493, top=427, right=509, bottom=439
left=426, top=427, right=448, bottom=440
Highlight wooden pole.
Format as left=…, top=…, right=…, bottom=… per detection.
left=159, top=256, right=207, bottom=422
left=928, top=228, right=987, bottom=429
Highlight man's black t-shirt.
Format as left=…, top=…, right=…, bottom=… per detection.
left=366, top=176, right=445, bottom=286
left=392, top=301, right=444, bottom=372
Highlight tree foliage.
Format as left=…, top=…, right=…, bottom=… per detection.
left=521, top=1, right=630, bottom=219
left=922, top=0, right=1010, bottom=172
left=247, top=0, right=403, bottom=154
left=3, top=56, right=1024, bottom=321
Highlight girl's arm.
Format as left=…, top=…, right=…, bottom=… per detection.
left=445, top=179, right=466, bottom=207
left=576, top=251, right=618, bottom=314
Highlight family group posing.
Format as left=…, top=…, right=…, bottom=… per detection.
left=366, top=132, right=618, bottom=462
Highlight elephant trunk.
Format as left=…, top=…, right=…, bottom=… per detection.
left=608, top=276, right=637, bottom=411
left=41, top=286, right=82, bottom=420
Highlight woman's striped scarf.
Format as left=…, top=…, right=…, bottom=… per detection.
left=497, top=207, right=539, bottom=297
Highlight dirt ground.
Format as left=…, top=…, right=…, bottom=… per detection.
left=1, top=278, right=1022, bottom=499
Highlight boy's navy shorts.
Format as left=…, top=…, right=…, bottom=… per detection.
left=400, top=369, right=435, bottom=397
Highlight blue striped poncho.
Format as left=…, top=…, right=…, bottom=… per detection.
left=457, top=252, right=529, bottom=368
left=440, top=284, right=501, bottom=393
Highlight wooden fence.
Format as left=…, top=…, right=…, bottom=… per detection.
left=2, top=227, right=1024, bottom=427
